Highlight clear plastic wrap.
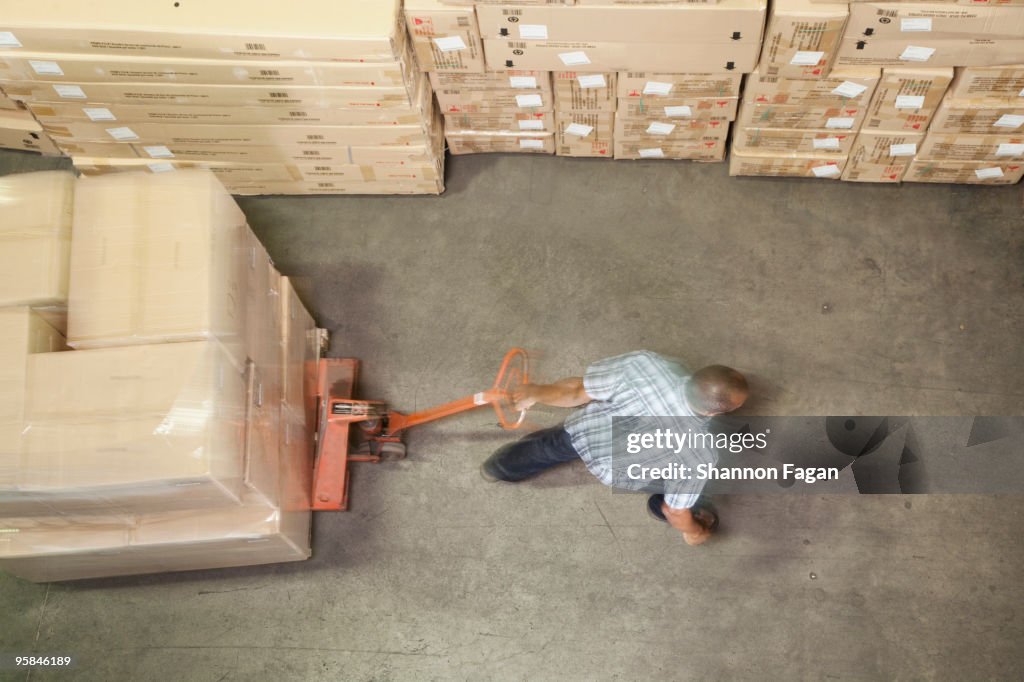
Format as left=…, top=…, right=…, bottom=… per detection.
left=0, top=171, right=74, bottom=307
left=280, top=277, right=320, bottom=426
left=1, top=340, right=247, bottom=517
left=67, top=170, right=248, bottom=362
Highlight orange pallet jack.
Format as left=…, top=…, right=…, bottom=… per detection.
left=311, top=348, right=529, bottom=510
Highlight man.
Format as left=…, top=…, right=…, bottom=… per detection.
left=481, top=351, right=749, bottom=546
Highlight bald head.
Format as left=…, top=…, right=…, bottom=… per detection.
left=686, top=365, right=749, bottom=416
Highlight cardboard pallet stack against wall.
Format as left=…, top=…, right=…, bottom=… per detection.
left=0, top=170, right=320, bottom=582
left=905, top=65, right=1024, bottom=184
left=0, top=0, right=444, bottom=195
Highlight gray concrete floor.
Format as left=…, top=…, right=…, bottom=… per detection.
left=1, top=149, right=1023, bottom=681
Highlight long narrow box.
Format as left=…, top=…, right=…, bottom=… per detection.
left=0, top=0, right=406, bottom=62
left=904, top=158, right=1023, bottom=184
left=928, top=98, right=1024, bottom=134
left=737, top=101, right=866, bottom=130
left=948, top=65, right=1024, bottom=99
left=845, top=3, right=1024, bottom=41
left=732, top=127, right=857, bottom=154
left=618, top=98, right=738, bottom=122
left=445, top=111, right=556, bottom=131
left=614, top=134, right=728, bottom=161
left=757, top=0, right=849, bottom=79
left=840, top=130, right=924, bottom=182
left=743, top=68, right=880, bottom=107
left=484, top=40, right=761, bottom=73
left=475, top=1, right=767, bottom=43
left=617, top=73, right=743, bottom=99
left=67, top=170, right=248, bottom=354
left=835, top=38, right=1024, bottom=69
left=729, top=149, right=847, bottom=177
left=446, top=130, right=555, bottom=154
left=917, top=133, right=1024, bottom=161
left=0, top=171, right=74, bottom=308
left=58, top=141, right=442, bottom=166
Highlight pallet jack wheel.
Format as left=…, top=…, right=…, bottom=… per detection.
left=377, top=441, right=407, bottom=461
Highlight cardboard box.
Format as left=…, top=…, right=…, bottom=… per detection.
left=737, top=100, right=866, bottom=130
left=949, top=65, right=1024, bottom=99
left=475, top=1, right=767, bottom=43
left=227, top=178, right=444, bottom=195
left=1, top=80, right=421, bottom=109
left=845, top=3, right=1024, bottom=42
left=5, top=341, right=248, bottom=518
left=742, top=67, right=880, bottom=106
left=445, top=111, right=555, bottom=131
left=0, top=109, right=61, bottom=154
left=434, top=87, right=553, bottom=113
left=555, top=111, right=614, bottom=157
left=861, top=67, right=953, bottom=131
left=126, top=142, right=442, bottom=166
left=73, top=158, right=444, bottom=184
left=42, top=121, right=433, bottom=148
left=840, top=130, right=924, bottom=182
left=614, top=134, right=727, bottom=160
left=26, top=79, right=432, bottom=127
left=0, top=494, right=311, bottom=582
left=757, top=0, right=849, bottom=79
left=617, top=97, right=738, bottom=122
left=617, top=72, right=743, bottom=98
left=430, top=70, right=553, bottom=92
left=835, top=38, right=1024, bottom=69
left=615, top=116, right=731, bottom=139
left=0, top=171, right=74, bottom=308
left=0, top=52, right=413, bottom=88
left=917, top=132, right=1024, bottom=161
left=0, top=308, right=66, bottom=492
left=0, top=0, right=406, bottom=62
left=67, top=170, right=248, bottom=354
left=929, top=97, right=1024, bottom=134
left=0, top=88, right=19, bottom=110
left=728, top=148, right=847, bottom=177
left=732, top=126, right=856, bottom=154
left=446, top=130, right=555, bottom=154
left=904, top=157, right=1023, bottom=183
left=554, top=71, right=617, bottom=111
left=484, top=39, right=760, bottom=73
left=405, top=0, right=486, bottom=73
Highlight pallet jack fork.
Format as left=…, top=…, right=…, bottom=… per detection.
left=312, top=348, right=529, bottom=511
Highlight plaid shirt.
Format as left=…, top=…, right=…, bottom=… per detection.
left=563, top=351, right=715, bottom=509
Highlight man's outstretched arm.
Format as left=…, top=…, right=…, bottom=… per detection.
left=512, top=377, right=591, bottom=410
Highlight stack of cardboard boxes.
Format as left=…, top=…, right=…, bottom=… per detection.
left=906, top=65, right=1024, bottom=184
left=0, top=169, right=320, bottom=582
left=406, top=0, right=557, bottom=155
left=0, top=0, right=444, bottom=195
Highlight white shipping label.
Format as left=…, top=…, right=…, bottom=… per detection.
left=0, top=32, right=22, bottom=48
left=826, top=117, right=855, bottom=129
left=1019, top=87, right=1024, bottom=97
left=518, top=119, right=545, bottom=130
left=519, top=24, right=548, bottom=40
left=664, top=105, right=692, bottom=118
left=147, top=162, right=176, bottom=173
left=519, top=139, right=545, bottom=149
left=889, top=143, right=917, bottom=157
left=558, top=51, right=590, bottom=66
left=143, top=145, right=174, bottom=158
left=993, top=114, right=1024, bottom=129
left=83, top=107, right=116, bottom=122
left=638, top=148, right=664, bottom=158
left=53, top=84, right=86, bottom=99
left=643, top=81, right=673, bottom=96
left=577, top=74, right=606, bottom=89
left=995, top=143, right=1024, bottom=156
left=832, top=81, right=868, bottom=99
left=515, top=93, right=544, bottom=108
left=900, top=46, right=935, bottom=62
left=646, top=122, right=675, bottom=135
left=901, top=18, right=933, bottom=32
left=895, top=95, right=925, bottom=109
left=812, top=137, right=842, bottom=150
left=29, top=60, right=63, bottom=76
left=564, top=123, right=594, bottom=137
left=433, top=36, right=466, bottom=52
left=790, top=51, right=824, bottom=66
left=811, top=164, right=841, bottom=178
left=509, top=76, right=537, bottom=89
left=974, top=166, right=1004, bottom=179
left=106, top=126, right=138, bottom=141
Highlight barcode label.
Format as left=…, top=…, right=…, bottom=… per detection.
left=269, top=92, right=289, bottom=98
left=509, top=42, right=527, bottom=49
left=302, top=150, right=320, bottom=156
left=314, top=166, right=331, bottom=171
left=246, top=42, right=267, bottom=51
left=503, top=9, right=523, bottom=16
left=289, top=111, right=306, bottom=117
left=260, top=70, right=280, bottom=76
left=318, top=182, right=334, bottom=188
left=456, top=17, right=470, bottom=27
left=307, top=134, right=324, bottom=140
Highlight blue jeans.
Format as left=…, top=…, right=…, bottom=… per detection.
left=483, top=426, right=581, bottom=481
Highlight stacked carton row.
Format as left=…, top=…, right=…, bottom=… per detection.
left=0, top=88, right=60, bottom=155
left=0, top=0, right=444, bottom=195
left=0, top=169, right=319, bottom=582
left=906, top=65, right=1024, bottom=184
